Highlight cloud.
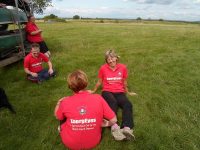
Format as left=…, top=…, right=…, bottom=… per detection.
left=193, top=0, right=200, bottom=3
left=123, top=0, right=174, bottom=5
left=43, top=6, right=115, bottom=18
left=36, top=0, right=200, bottom=21
left=42, top=5, right=198, bottom=21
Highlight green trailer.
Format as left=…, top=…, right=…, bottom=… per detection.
left=0, top=29, right=26, bottom=58
left=0, top=0, right=31, bottom=67
left=0, top=7, right=28, bottom=24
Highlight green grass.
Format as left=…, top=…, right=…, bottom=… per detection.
left=0, top=21, right=200, bottom=150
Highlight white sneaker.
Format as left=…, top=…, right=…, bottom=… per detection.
left=122, top=128, right=135, bottom=140
left=111, top=126, right=126, bottom=141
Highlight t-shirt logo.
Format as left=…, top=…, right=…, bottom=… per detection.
left=118, top=72, right=122, bottom=76
left=31, top=62, right=42, bottom=67
left=78, top=106, right=87, bottom=115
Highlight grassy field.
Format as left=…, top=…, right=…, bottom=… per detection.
left=0, top=21, right=200, bottom=150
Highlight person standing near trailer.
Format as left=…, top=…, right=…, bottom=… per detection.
left=25, top=16, right=51, bottom=57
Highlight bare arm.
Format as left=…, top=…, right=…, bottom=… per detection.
left=24, top=68, right=38, bottom=77
left=90, top=79, right=102, bottom=93
left=30, top=29, right=42, bottom=35
left=47, top=61, right=53, bottom=74
left=108, top=116, right=117, bottom=126
left=102, top=116, right=117, bottom=127
left=54, top=98, right=64, bottom=118
left=54, top=104, right=59, bottom=118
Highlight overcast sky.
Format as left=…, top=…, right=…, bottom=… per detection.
left=36, top=0, right=200, bottom=21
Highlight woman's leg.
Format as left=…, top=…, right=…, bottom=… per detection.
left=114, top=93, right=135, bottom=140
left=102, top=91, right=118, bottom=114
left=114, top=93, right=134, bottom=129
left=102, top=91, right=126, bottom=141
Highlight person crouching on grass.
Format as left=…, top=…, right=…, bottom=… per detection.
left=89, top=49, right=137, bottom=141
left=54, top=70, right=117, bottom=150
left=24, top=43, right=56, bottom=83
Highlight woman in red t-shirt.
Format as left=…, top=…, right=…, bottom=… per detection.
left=54, top=70, right=117, bottom=150
left=25, top=16, right=51, bottom=57
left=90, top=50, right=137, bottom=141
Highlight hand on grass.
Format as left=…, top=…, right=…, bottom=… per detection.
left=48, top=68, right=54, bottom=75
left=31, top=72, right=38, bottom=77
left=127, top=92, right=137, bottom=96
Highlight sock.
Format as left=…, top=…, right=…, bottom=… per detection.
left=123, top=127, right=131, bottom=130
left=111, top=123, right=119, bottom=130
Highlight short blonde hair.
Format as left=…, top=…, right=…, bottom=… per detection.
left=67, top=70, right=88, bottom=93
left=105, top=49, right=120, bottom=63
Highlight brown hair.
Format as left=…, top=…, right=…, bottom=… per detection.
left=67, top=70, right=88, bottom=93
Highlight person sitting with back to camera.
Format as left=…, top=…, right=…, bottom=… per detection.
left=25, top=15, right=51, bottom=57
left=89, top=49, right=137, bottom=141
left=24, top=43, right=56, bottom=83
left=54, top=70, right=117, bottom=150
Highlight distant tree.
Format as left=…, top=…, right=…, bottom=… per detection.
left=55, top=18, right=66, bottom=22
left=100, top=19, right=104, bottom=23
left=73, top=15, right=80, bottom=19
left=31, top=0, right=52, bottom=14
left=115, top=20, right=119, bottom=23
left=43, top=14, right=66, bottom=22
left=50, top=14, right=58, bottom=18
left=44, top=14, right=58, bottom=19
left=159, top=18, right=164, bottom=21
left=136, top=17, right=142, bottom=21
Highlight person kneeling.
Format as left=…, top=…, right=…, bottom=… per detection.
left=54, top=70, right=117, bottom=150
left=24, top=43, right=55, bottom=83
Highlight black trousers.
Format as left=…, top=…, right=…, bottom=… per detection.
left=102, top=91, right=134, bottom=129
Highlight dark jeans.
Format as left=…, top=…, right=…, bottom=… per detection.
left=27, top=69, right=56, bottom=82
left=102, top=91, right=134, bottom=129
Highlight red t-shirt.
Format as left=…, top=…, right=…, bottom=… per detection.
left=98, top=63, right=128, bottom=93
left=24, top=52, right=49, bottom=73
left=25, top=22, right=43, bottom=42
left=56, top=91, right=115, bottom=150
